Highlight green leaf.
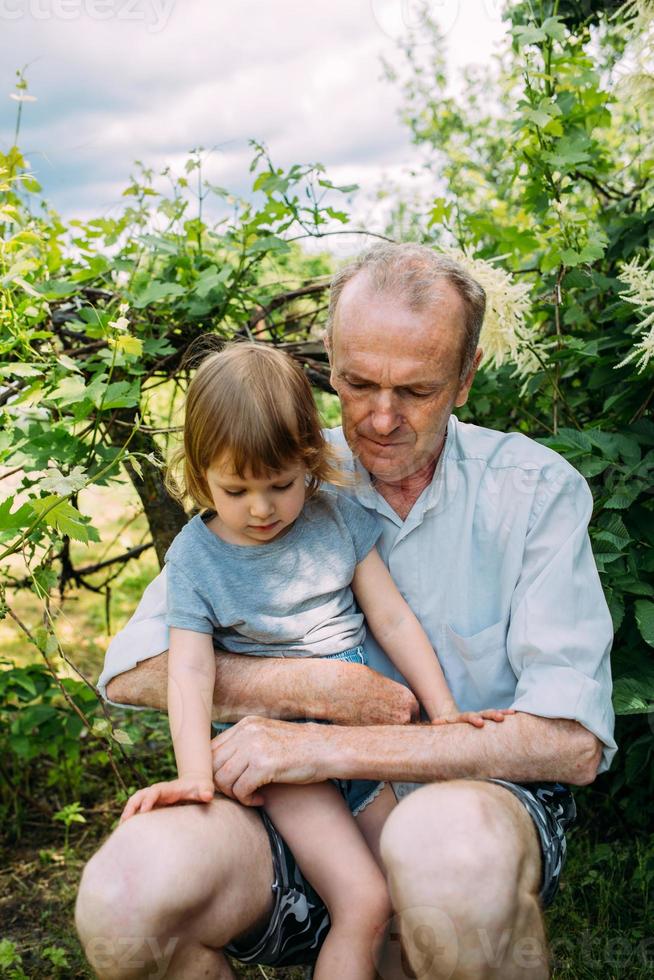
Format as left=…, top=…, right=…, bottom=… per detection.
left=577, top=456, right=610, bottom=478
left=97, top=381, right=140, bottom=410
left=194, top=265, right=231, bottom=298
left=0, top=362, right=43, bottom=379
left=513, top=25, right=546, bottom=45
left=541, top=16, right=567, bottom=41
left=132, top=281, right=186, bottom=308
left=113, top=728, right=133, bottom=745
left=47, top=375, right=89, bottom=406
left=0, top=496, right=34, bottom=532
left=30, top=496, right=97, bottom=543
left=613, top=676, right=654, bottom=716
left=634, top=601, right=654, bottom=647
left=604, top=486, right=641, bottom=510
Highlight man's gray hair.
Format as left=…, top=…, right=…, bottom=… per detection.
left=326, top=242, right=486, bottom=378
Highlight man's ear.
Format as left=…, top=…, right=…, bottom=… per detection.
left=323, top=331, right=332, bottom=364
left=323, top=332, right=337, bottom=389
left=454, top=347, right=482, bottom=408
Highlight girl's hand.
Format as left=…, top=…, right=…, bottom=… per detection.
left=432, top=708, right=516, bottom=729
left=120, top=775, right=215, bottom=823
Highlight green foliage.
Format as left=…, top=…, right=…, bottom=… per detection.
left=386, top=1, right=654, bottom=821
left=0, top=940, right=29, bottom=980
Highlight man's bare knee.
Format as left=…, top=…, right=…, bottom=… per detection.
left=381, top=782, right=539, bottom=913
left=76, top=799, right=272, bottom=979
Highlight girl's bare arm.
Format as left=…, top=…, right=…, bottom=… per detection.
left=352, top=548, right=458, bottom=720
left=168, top=628, right=216, bottom=781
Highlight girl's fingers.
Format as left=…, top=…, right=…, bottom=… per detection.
left=120, top=788, right=149, bottom=823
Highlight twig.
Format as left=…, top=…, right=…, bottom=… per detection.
left=0, top=758, right=53, bottom=816
left=70, top=542, right=154, bottom=579
left=248, top=281, right=330, bottom=332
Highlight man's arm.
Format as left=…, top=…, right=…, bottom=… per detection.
left=209, top=712, right=602, bottom=806
left=106, top=650, right=419, bottom=726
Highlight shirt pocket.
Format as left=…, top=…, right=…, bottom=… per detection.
left=442, top=619, right=507, bottom=661
left=440, top=620, right=517, bottom=708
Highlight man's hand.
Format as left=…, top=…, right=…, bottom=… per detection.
left=210, top=717, right=325, bottom=806
left=120, top=776, right=215, bottom=823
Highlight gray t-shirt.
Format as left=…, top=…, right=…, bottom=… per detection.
left=164, top=489, right=381, bottom=657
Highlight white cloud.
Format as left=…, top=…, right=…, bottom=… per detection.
left=0, top=0, right=507, bottom=225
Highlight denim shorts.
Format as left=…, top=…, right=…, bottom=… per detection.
left=225, top=779, right=576, bottom=968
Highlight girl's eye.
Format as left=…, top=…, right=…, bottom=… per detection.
left=273, top=481, right=294, bottom=491
left=223, top=489, right=245, bottom=497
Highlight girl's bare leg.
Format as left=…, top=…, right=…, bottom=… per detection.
left=262, top=782, right=392, bottom=980
left=355, top=784, right=397, bottom=865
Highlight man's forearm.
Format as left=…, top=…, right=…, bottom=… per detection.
left=312, top=712, right=602, bottom=787
left=104, top=651, right=418, bottom=726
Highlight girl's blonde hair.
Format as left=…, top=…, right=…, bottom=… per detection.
left=166, top=342, right=344, bottom=510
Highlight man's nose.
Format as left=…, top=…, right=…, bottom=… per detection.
left=370, top=392, right=401, bottom=435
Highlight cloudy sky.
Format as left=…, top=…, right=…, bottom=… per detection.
left=0, top=0, right=507, bottom=233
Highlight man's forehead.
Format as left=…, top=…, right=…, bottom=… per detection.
left=333, top=273, right=465, bottom=351
left=332, top=277, right=464, bottom=380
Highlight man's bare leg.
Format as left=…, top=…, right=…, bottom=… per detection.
left=379, top=781, right=547, bottom=980
left=75, top=796, right=275, bottom=980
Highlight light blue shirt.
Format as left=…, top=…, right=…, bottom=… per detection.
left=98, top=415, right=616, bottom=773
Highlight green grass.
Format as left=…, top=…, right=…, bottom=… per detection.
left=545, top=817, right=654, bottom=978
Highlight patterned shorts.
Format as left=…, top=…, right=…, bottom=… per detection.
left=224, top=779, right=576, bottom=969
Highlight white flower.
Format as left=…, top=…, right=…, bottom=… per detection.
left=108, top=315, right=129, bottom=332
left=9, top=93, right=37, bottom=103
left=118, top=302, right=130, bottom=315
left=443, top=247, right=541, bottom=376
left=616, top=255, right=654, bottom=372
left=614, top=0, right=654, bottom=106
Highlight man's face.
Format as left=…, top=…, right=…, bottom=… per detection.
left=327, top=273, right=480, bottom=484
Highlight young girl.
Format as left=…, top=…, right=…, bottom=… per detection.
left=121, top=343, right=506, bottom=979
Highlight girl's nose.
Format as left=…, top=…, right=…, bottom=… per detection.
left=250, top=495, right=274, bottom=519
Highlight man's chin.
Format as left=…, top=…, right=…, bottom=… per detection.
left=355, top=446, right=412, bottom=483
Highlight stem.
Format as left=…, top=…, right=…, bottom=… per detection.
left=552, top=265, right=564, bottom=435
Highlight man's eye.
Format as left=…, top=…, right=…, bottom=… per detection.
left=347, top=381, right=369, bottom=389
left=403, top=389, right=432, bottom=398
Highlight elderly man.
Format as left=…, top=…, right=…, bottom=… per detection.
left=76, top=243, right=615, bottom=979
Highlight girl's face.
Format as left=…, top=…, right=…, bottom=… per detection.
left=204, top=455, right=308, bottom=546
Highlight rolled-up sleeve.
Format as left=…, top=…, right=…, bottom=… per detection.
left=507, top=463, right=617, bottom=773
left=96, top=567, right=170, bottom=708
